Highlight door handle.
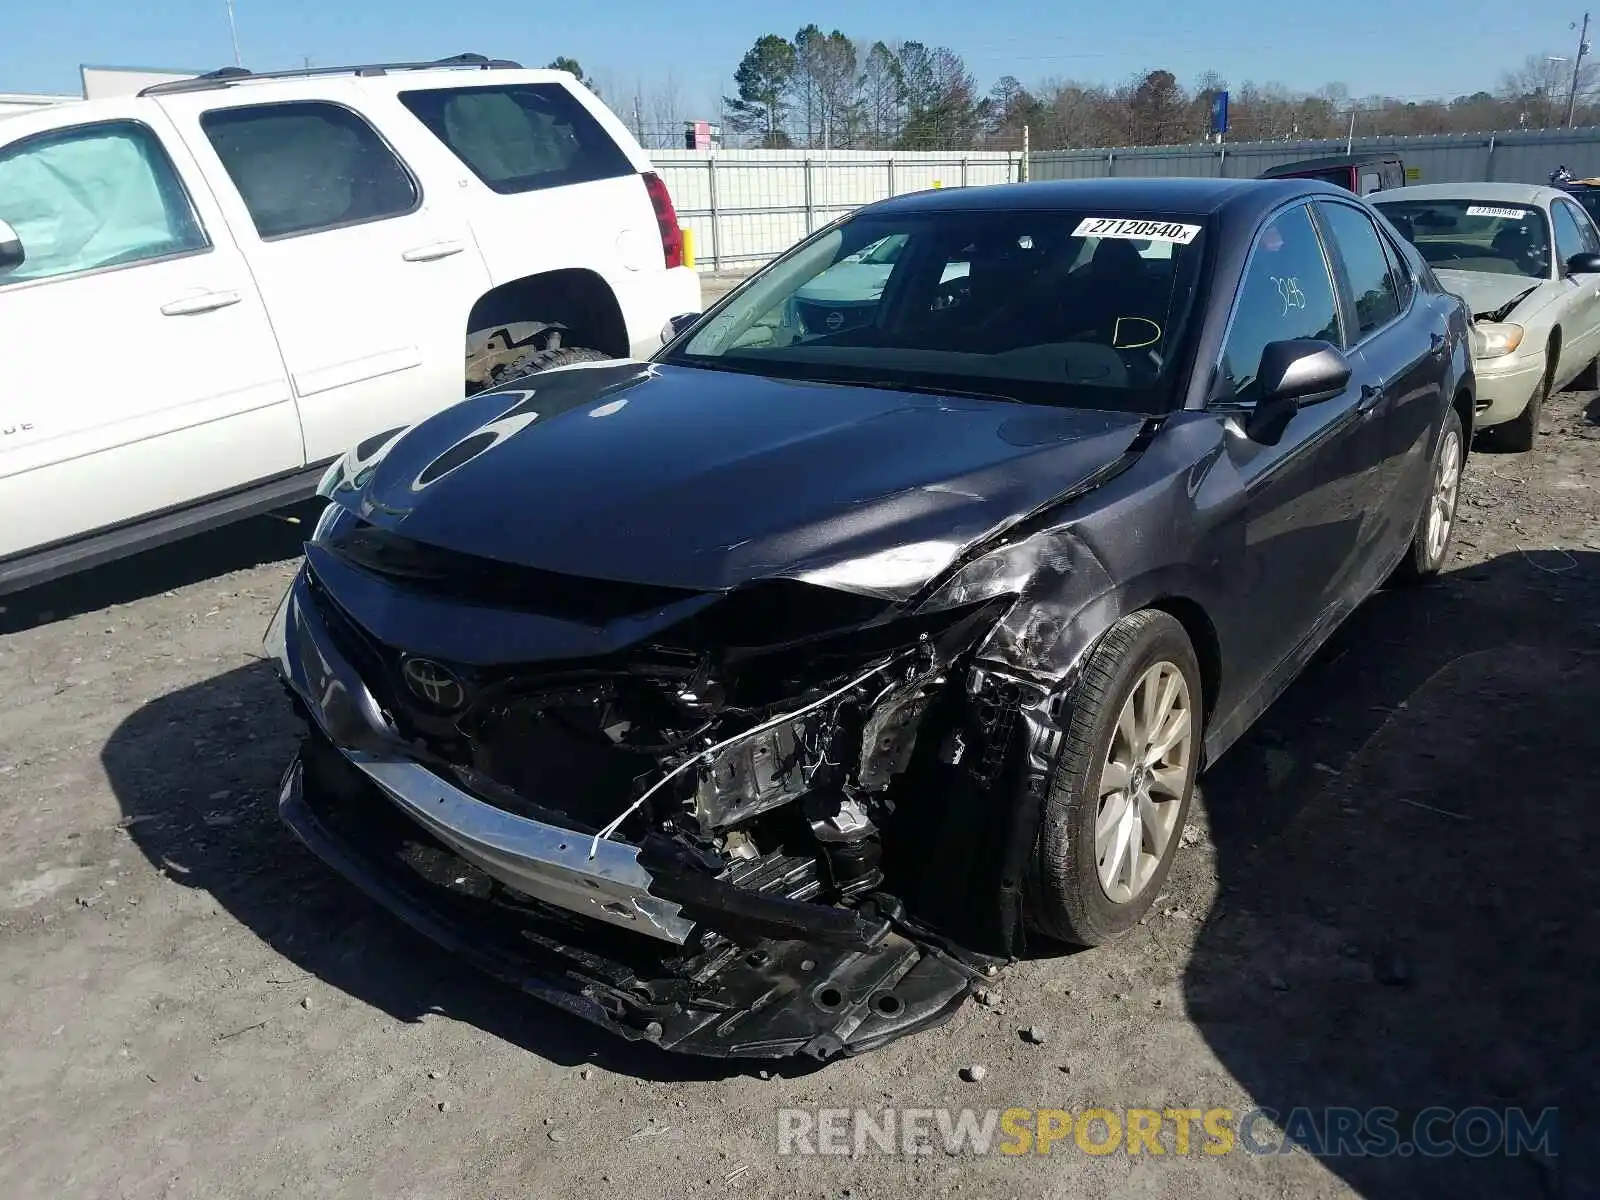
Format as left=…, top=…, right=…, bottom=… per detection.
left=401, top=241, right=466, bottom=262
left=1357, top=382, right=1384, bottom=413
left=160, top=290, right=241, bottom=316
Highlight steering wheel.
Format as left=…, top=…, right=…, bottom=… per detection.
left=929, top=277, right=970, bottom=311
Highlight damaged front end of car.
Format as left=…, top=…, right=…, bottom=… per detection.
left=264, top=492, right=1101, bottom=1060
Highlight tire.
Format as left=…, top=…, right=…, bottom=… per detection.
left=1486, top=349, right=1552, bottom=453
left=1391, top=405, right=1465, bottom=584
left=1026, top=610, right=1202, bottom=947
left=486, top=345, right=613, bottom=389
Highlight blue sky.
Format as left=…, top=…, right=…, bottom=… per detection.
left=2, top=0, right=1582, bottom=117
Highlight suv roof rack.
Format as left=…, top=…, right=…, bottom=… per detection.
left=138, top=53, right=523, bottom=97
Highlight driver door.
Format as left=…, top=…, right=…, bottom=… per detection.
left=1552, top=197, right=1600, bottom=380
left=1203, top=201, right=1376, bottom=699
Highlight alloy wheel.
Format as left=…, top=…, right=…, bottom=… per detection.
left=1426, top=427, right=1462, bottom=565
left=1094, top=661, right=1194, bottom=904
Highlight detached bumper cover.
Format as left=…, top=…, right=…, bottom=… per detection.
left=265, top=570, right=982, bottom=1058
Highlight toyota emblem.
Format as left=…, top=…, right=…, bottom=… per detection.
left=401, top=657, right=467, bottom=711
left=825, top=310, right=845, bottom=331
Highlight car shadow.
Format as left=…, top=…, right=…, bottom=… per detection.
left=1188, top=548, right=1600, bottom=1197
left=99, top=655, right=816, bottom=1084
left=1586, top=393, right=1600, bottom=426
left=0, top=502, right=324, bottom=635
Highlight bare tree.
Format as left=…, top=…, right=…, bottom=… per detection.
left=1500, top=53, right=1598, bottom=127
left=646, top=72, right=684, bottom=148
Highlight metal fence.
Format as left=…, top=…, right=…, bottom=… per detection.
left=646, top=127, right=1600, bottom=275
left=1030, top=126, right=1600, bottom=185
left=647, top=149, right=1025, bottom=271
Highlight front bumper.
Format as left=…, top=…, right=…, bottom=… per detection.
left=264, top=569, right=983, bottom=1058
left=1470, top=350, right=1546, bottom=428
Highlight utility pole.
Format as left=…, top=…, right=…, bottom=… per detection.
left=1567, top=12, right=1590, bottom=127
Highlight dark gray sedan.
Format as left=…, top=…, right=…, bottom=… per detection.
left=265, top=176, right=1475, bottom=1060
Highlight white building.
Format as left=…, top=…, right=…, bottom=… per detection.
left=0, top=64, right=200, bottom=118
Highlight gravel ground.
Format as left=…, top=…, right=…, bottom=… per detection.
left=1, top=386, right=1597, bottom=1199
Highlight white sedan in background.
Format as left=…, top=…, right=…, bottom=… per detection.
left=1372, top=182, right=1600, bottom=450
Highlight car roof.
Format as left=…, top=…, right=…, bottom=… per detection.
left=1370, top=181, right=1563, bottom=206
left=863, top=176, right=1350, bottom=221
left=1259, top=154, right=1400, bottom=175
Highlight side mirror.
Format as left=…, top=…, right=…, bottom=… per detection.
left=667, top=312, right=701, bottom=338
left=0, top=218, right=23, bottom=274
left=1565, top=252, right=1600, bottom=275
left=1243, top=339, right=1353, bottom=446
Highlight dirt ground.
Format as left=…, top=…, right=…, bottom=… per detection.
left=1, top=381, right=1597, bottom=1200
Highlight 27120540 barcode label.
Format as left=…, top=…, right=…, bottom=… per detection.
left=1072, top=217, right=1203, bottom=243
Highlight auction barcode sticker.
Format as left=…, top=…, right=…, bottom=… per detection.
left=1073, top=217, right=1203, bottom=243
left=1465, top=205, right=1528, bottom=220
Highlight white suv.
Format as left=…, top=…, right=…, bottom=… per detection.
left=0, top=54, right=701, bottom=593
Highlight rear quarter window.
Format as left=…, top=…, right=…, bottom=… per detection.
left=398, top=83, right=636, bottom=195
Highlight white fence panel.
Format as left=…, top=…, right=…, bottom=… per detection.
left=649, top=149, right=1023, bottom=271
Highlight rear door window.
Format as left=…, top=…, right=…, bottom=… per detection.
left=398, top=83, right=635, bottom=194
left=200, top=101, right=419, bottom=239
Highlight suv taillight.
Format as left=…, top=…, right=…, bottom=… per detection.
left=642, top=171, right=684, bottom=269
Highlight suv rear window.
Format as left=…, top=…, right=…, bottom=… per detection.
left=398, top=83, right=635, bottom=195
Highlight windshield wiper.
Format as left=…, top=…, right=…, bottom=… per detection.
left=815, top=376, right=1021, bottom=404
left=1479, top=285, right=1537, bottom=323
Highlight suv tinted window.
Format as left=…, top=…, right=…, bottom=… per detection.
left=0, top=120, right=207, bottom=286
left=399, top=84, right=635, bottom=195
left=200, top=102, right=419, bottom=239
left=1318, top=201, right=1401, bottom=340
left=1217, top=203, right=1341, bottom=401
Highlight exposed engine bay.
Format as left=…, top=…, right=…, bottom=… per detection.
left=268, top=532, right=1066, bottom=1058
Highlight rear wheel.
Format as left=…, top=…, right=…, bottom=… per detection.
left=1026, top=610, right=1201, bottom=947
left=486, top=344, right=613, bottom=390
left=1392, top=406, right=1464, bottom=583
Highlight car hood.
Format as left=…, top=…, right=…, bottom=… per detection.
left=338, top=361, right=1148, bottom=600
left=1434, top=269, right=1551, bottom=320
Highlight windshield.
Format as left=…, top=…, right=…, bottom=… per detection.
left=1373, top=198, right=1551, bottom=278
left=664, top=208, right=1209, bottom=412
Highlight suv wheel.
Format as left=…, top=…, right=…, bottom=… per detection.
left=488, top=345, right=613, bottom=389
left=1027, top=610, right=1201, bottom=946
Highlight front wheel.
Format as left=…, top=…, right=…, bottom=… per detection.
left=1027, top=610, right=1202, bottom=946
left=1485, top=352, right=1551, bottom=453
left=1392, top=406, right=1465, bottom=583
